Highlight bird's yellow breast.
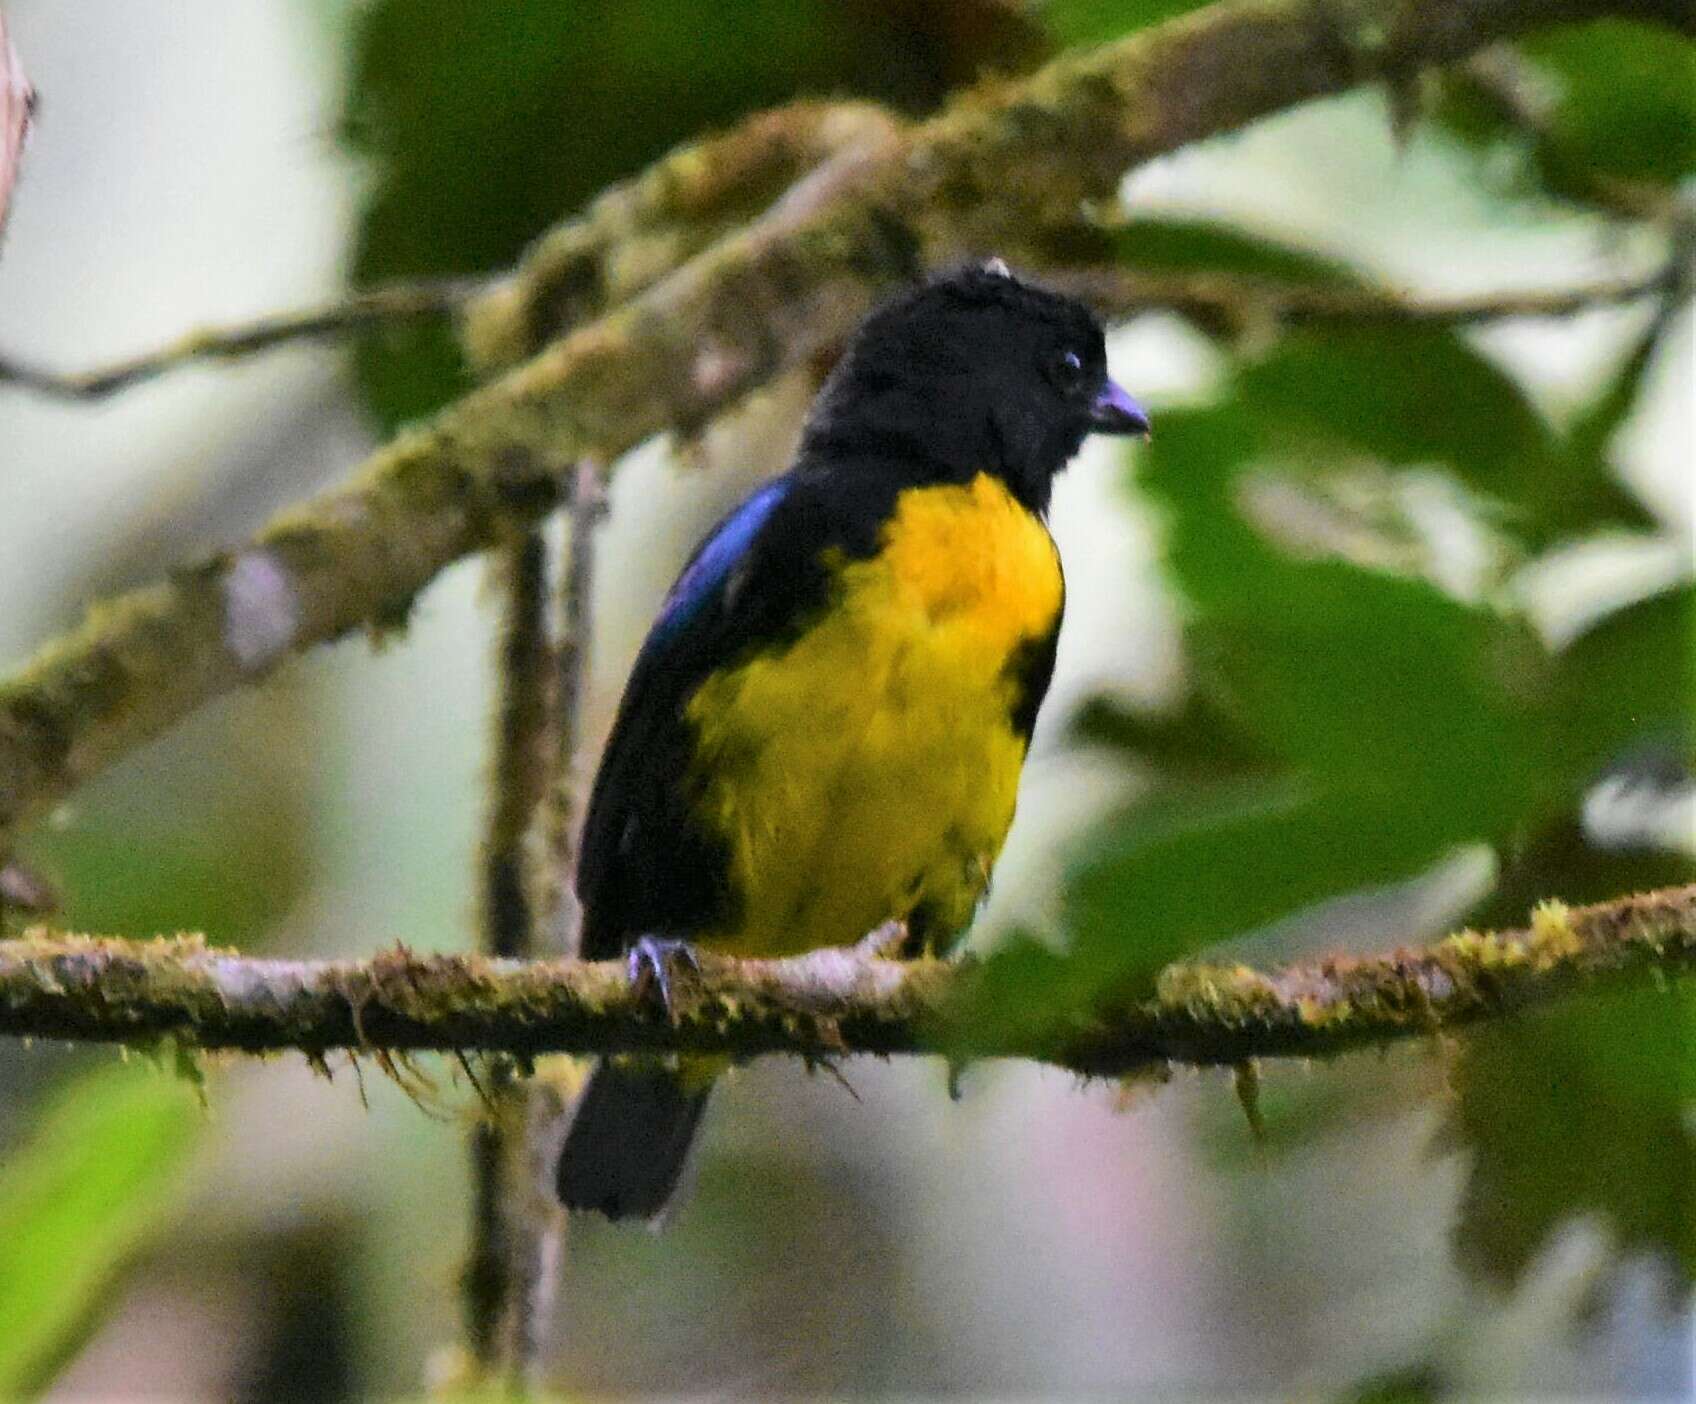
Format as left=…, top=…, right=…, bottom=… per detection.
left=684, top=472, right=1063, bottom=957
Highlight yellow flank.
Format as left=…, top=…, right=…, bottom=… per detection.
left=684, top=472, right=1064, bottom=957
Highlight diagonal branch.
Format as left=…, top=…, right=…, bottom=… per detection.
left=1, top=0, right=1689, bottom=843
left=0, top=886, right=1690, bottom=1076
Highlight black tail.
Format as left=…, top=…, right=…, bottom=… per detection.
left=555, top=1061, right=712, bottom=1221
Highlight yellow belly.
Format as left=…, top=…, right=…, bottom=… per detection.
left=684, top=472, right=1063, bottom=957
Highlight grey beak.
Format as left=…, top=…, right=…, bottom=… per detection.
left=1089, top=379, right=1150, bottom=437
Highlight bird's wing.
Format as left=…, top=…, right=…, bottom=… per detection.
left=576, top=472, right=843, bottom=958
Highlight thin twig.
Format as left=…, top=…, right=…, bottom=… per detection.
left=0, top=886, right=1690, bottom=1074
left=1, top=260, right=1671, bottom=406
left=460, top=530, right=555, bottom=1378
left=1057, top=263, right=1682, bottom=336
left=504, top=461, right=607, bottom=1393
left=0, top=278, right=486, bottom=400
left=537, top=460, right=607, bottom=954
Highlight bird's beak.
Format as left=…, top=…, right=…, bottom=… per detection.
left=1088, top=379, right=1150, bottom=437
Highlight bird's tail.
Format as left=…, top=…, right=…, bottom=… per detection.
left=555, top=1059, right=713, bottom=1222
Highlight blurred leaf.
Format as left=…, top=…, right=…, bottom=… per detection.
left=1435, top=23, right=1696, bottom=210
left=1521, top=22, right=1696, bottom=193
left=1472, top=813, right=1696, bottom=934
left=1040, top=0, right=1211, bottom=49
left=1231, top=327, right=1602, bottom=547
left=1233, top=316, right=1660, bottom=547
left=28, top=685, right=315, bottom=948
left=1450, top=984, right=1695, bottom=1288
left=1337, top=1364, right=1444, bottom=1404
left=1069, top=692, right=1280, bottom=779
left=1565, top=311, right=1673, bottom=473
left=1551, top=310, right=1682, bottom=538
left=1550, top=581, right=1694, bottom=779
left=1134, top=405, right=1561, bottom=811
left=342, top=0, right=1045, bottom=430
left=0, top=1064, right=201, bottom=1396
left=1107, top=216, right=1364, bottom=288
left=1195, top=1057, right=1402, bottom=1165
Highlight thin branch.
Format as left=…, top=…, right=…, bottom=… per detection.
left=537, top=460, right=606, bottom=954
left=502, top=462, right=606, bottom=1393
left=460, top=529, right=554, bottom=1377
left=0, top=886, right=1690, bottom=1075
left=1057, top=262, right=1683, bottom=336
left=477, top=535, right=554, bottom=965
left=0, top=257, right=1669, bottom=406
left=0, top=279, right=485, bottom=400
left=1, top=0, right=1689, bottom=842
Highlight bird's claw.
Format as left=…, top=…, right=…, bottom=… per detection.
left=627, top=935, right=701, bottom=1016
left=856, top=920, right=912, bottom=959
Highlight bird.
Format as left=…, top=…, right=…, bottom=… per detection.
left=556, top=259, right=1148, bottom=1220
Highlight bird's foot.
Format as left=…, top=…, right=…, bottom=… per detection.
left=856, top=920, right=912, bottom=959
left=627, top=935, right=701, bottom=1017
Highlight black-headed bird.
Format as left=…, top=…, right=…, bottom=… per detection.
left=556, top=260, right=1148, bottom=1220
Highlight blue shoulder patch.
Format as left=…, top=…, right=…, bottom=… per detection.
left=652, top=476, right=790, bottom=643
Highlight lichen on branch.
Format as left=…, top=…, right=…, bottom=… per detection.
left=0, top=886, right=1690, bottom=1076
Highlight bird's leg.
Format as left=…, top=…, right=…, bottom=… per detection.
left=626, top=935, right=701, bottom=1016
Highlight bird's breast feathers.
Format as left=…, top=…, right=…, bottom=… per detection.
left=684, top=472, right=1063, bottom=957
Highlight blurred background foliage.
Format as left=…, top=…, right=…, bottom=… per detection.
left=0, top=0, right=1690, bottom=1397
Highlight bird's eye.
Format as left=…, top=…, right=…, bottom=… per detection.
left=1051, top=348, right=1085, bottom=393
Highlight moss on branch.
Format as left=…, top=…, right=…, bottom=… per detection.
left=1, top=0, right=1689, bottom=842
left=0, top=886, right=1690, bottom=1076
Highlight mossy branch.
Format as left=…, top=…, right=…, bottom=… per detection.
left=1, top=0, right=1688, bottom=844
left=0, top=886, right=1690, bottom=1076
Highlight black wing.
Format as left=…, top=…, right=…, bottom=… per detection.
left=1006, top=557, right=1064, bottom=743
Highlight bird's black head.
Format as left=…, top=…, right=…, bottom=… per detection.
left=801, top=260, right=1148, bottom=514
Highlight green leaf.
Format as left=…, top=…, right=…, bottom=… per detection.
left=1523, top=22, right=1696, bottom=193
left=1106, top=216, right=1364, bottom=288
left=1137, top=406, right=1560, bottom=813
left=1551, top=311, right=1679, bottom=539
left=1551, top=582, right=1694, bottom=779
left=1232, top=328, right=1573, bottom=539
left=1470, top=814, right=1696, bottom=935
left=0, top=1063, right=201, bottom=1396
left=1450, top=983, right=1695, bottom=1287
left=1337, top=1365, right=1444, bottom=1404
left=1068, top=693, right=1280, bottom=780
left=1231, top=321, right=1663, bottom=546
left=1434, top=23, right=1696, bottom=209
